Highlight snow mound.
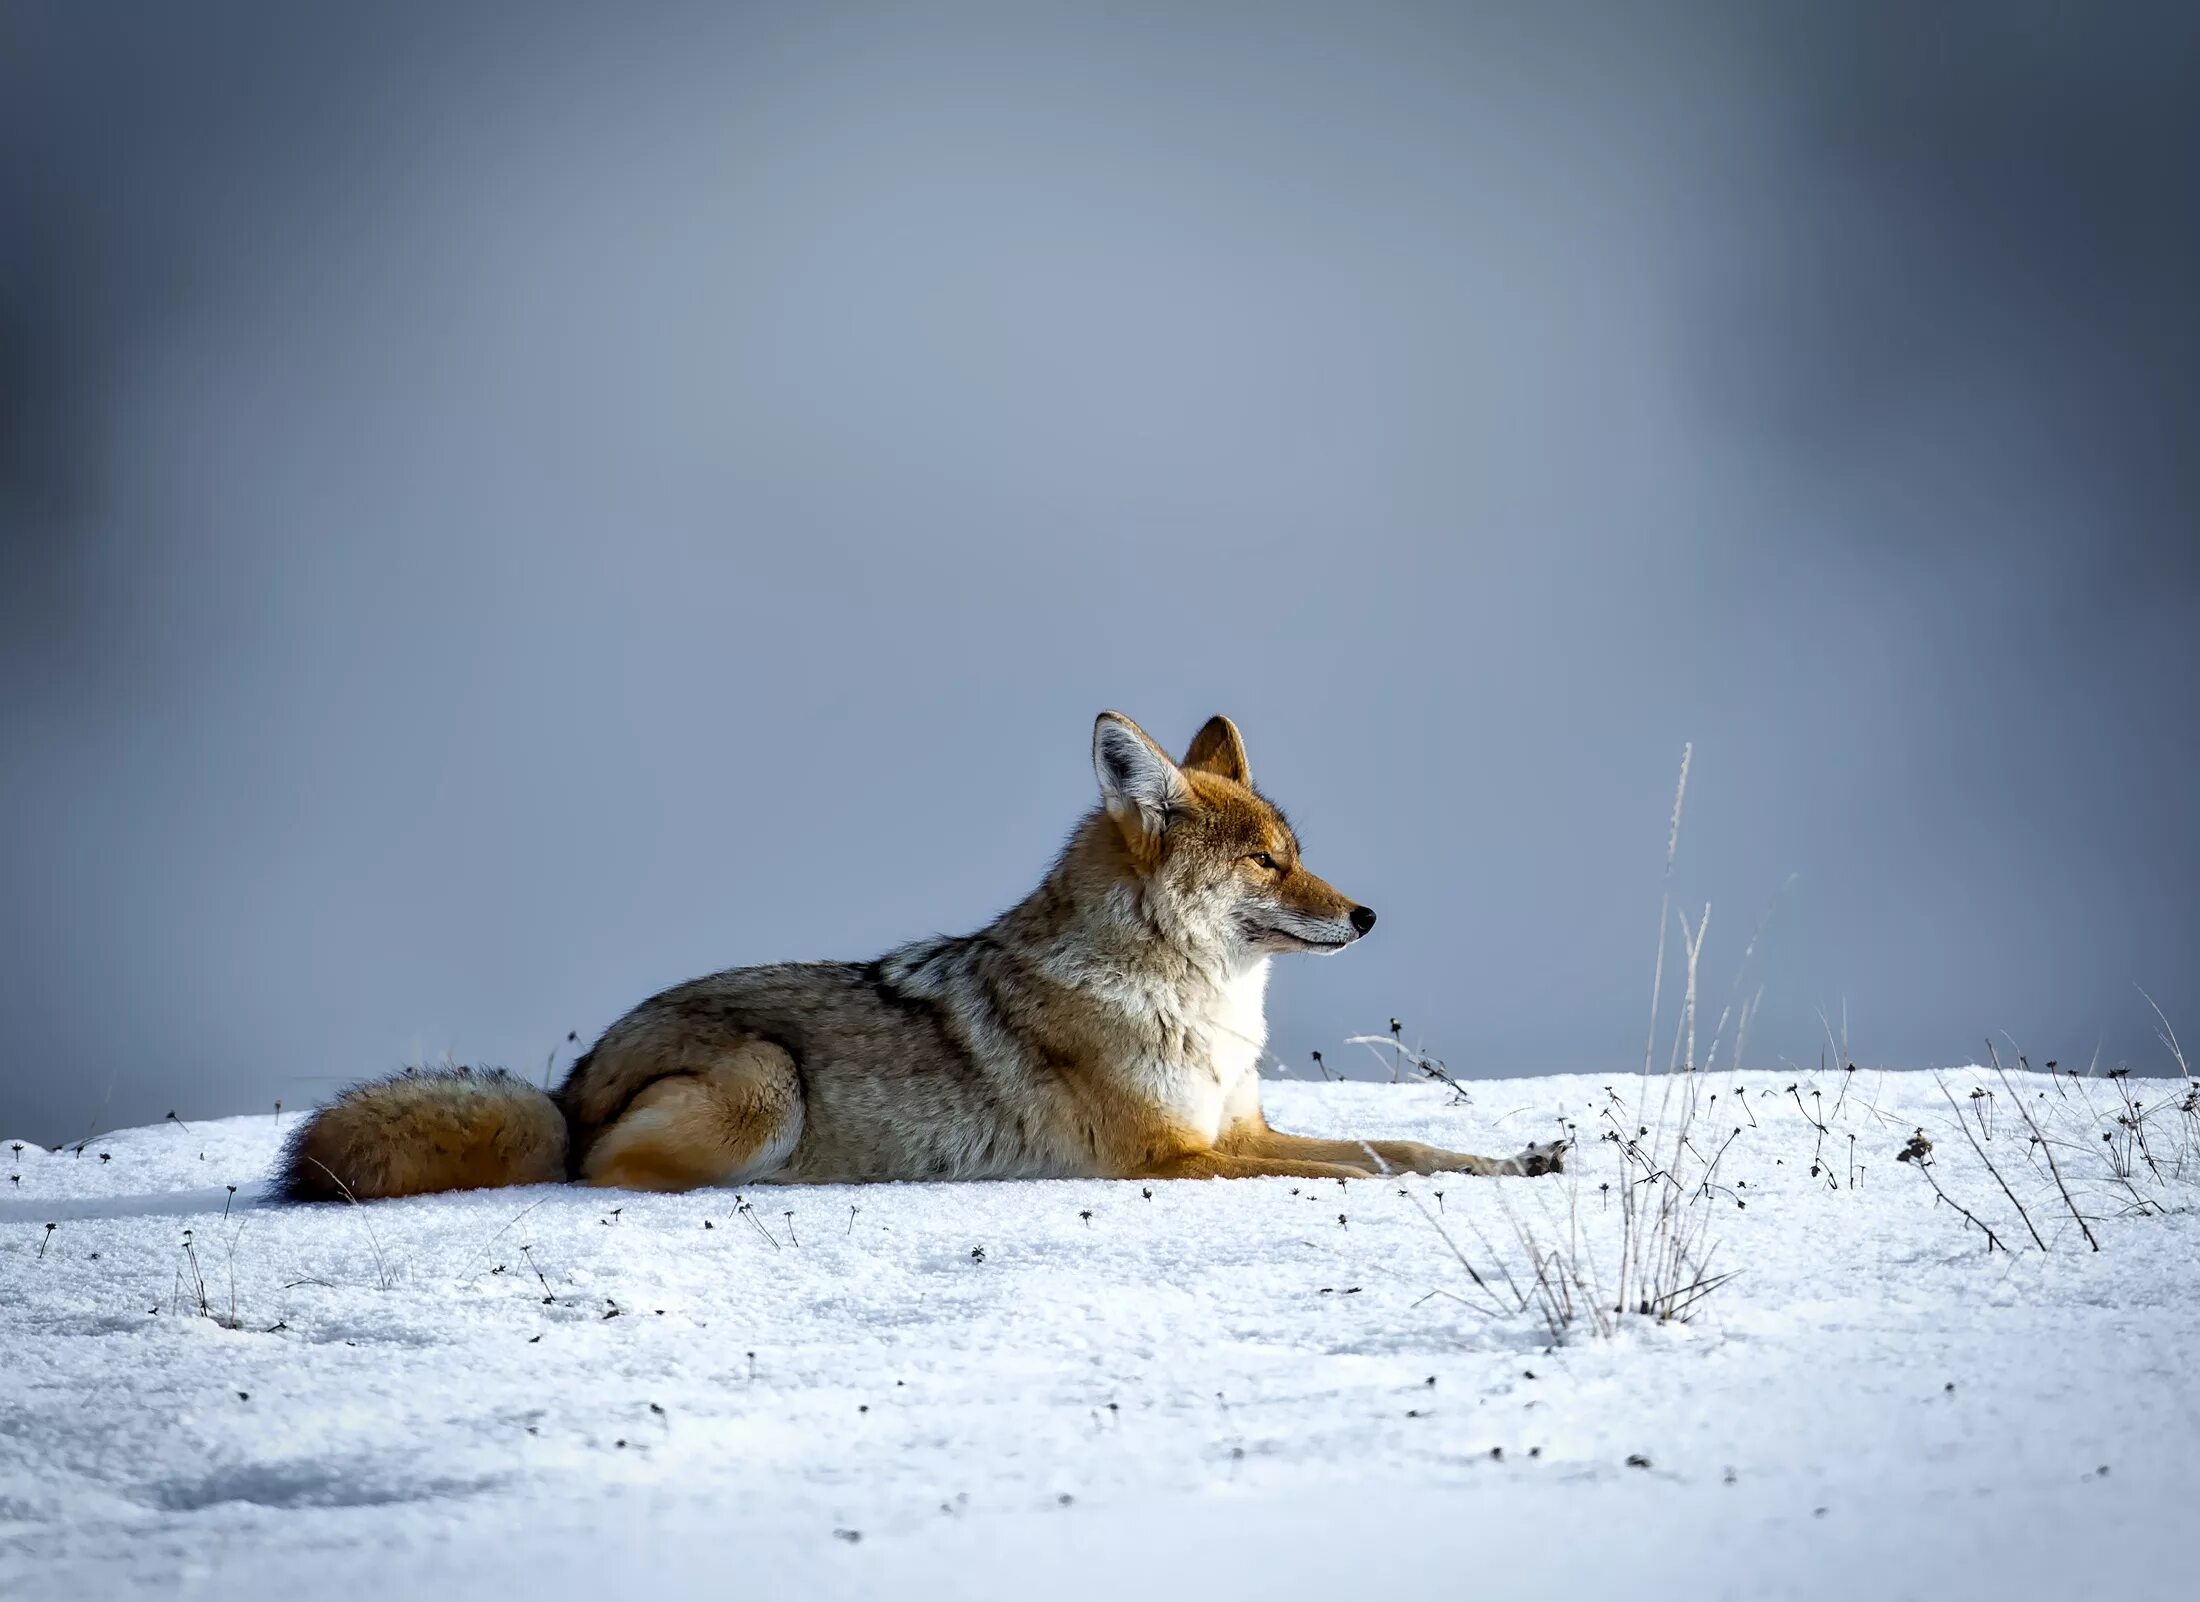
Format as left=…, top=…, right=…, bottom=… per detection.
left=3, top=1070, right=2194, bottom=1600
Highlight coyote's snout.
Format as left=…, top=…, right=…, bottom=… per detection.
left=279, top=712, right=1564, bottom=1200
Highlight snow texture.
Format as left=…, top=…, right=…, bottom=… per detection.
left=3, top=1069, right=2195, bottom=1600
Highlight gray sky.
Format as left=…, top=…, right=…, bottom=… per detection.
left=4, top=2, right=2195, bottom=1142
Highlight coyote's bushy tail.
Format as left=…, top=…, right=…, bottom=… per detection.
left=276, top=1066, right=569, bottom=1201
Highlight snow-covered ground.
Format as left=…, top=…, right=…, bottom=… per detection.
left=4, top=1068, right=2195, bottom=1600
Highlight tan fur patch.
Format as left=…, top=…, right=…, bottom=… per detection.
left=579, top=1041, right=802, bottom=1192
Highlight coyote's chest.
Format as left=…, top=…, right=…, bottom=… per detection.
left=1114, top=958, right=1270, bottom=1142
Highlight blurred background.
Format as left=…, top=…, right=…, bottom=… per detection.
left=3, top=1, right=2195, bottom=1141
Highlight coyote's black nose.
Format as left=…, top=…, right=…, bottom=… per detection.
left=1349, top=905, right=1377, bottom=935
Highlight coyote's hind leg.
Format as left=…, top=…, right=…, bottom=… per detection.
left=581, top=1040, right=804, bottom=1192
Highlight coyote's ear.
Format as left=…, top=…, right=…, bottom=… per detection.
left=1094, top=711, right=1189, bottom=835
left=1181, top=714, right=1250, bottom=787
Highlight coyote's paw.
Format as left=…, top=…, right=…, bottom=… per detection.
left=1510, top=1139, right=1566, bottom=1177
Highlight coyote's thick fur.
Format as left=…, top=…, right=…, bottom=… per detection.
left=278, top=713, right=1562, bottom=1199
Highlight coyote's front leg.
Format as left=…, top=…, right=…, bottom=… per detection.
left=1140, top=1149, right=1374, bottom=1181
left=1231, top=1127, right=1566, bottom=1178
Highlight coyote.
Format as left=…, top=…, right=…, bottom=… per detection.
left=279, top=712, right=1563, bottom=1199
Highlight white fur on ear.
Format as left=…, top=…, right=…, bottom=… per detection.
left=1093, top=712, right=1189, bottom=834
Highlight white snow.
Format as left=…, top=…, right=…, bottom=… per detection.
left=4, top=1069, right=2196, bottom=1601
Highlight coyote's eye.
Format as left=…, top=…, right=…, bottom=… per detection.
left=1248, top=851, right=1280, bottom=872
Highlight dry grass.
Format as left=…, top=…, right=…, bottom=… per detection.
left=1361, top=742, right=2195, bottom=1342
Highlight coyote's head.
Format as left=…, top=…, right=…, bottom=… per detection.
left=1083, top=710, right=1375, bottom=961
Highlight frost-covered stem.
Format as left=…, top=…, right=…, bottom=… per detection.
left=1933, top=1074, right=2045, bottom=1251
left=1673, top=903, right=1709, bottom=1073
left=1908, top=1155, right=2006, bottom=1253
left=2135, top=987, right=2190, bottom=1084
left=1642, top=743, right=1692, bottom=1082
left=1988, top=1045, right=2098, bottom=1252
left=1393, top=1187, right=1510, bottom=1320
left=299, top=1154, right=394, bottom=1289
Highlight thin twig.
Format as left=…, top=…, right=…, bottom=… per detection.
left=1933, top=1073, right=2046, bottom=1250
